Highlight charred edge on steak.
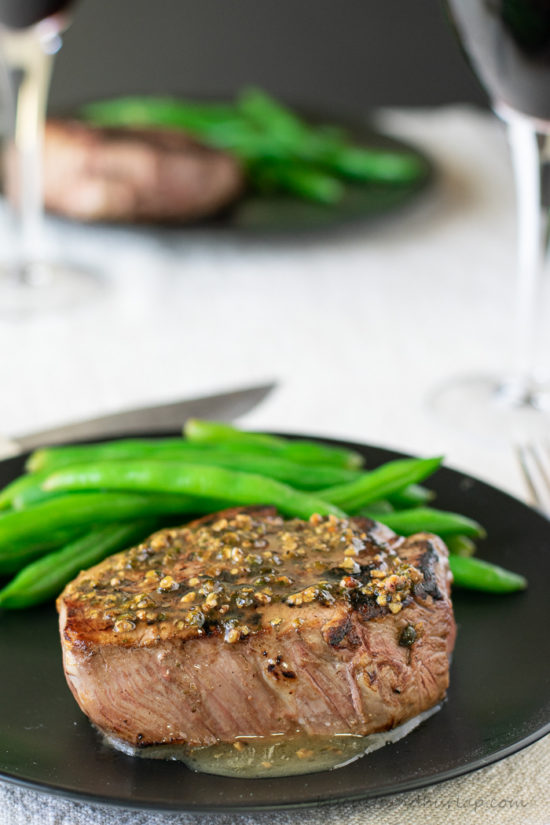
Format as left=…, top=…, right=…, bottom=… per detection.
left=412, top=542, right=443, bottom=601
left=323, top=615, right=363, bottom=649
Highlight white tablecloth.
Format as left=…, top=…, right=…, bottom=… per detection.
left=1, top=105, right=544, bottom=497
left=0, top=106, right=549, bottom=825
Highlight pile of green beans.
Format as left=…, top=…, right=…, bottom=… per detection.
left=0, top=420, right=526, bottom=610
left=80, top=88, right=427, bottom=205
left=0, top=522, right=157, bottom=609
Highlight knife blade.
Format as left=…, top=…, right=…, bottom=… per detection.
left=3, top=382, right=276, bottom=456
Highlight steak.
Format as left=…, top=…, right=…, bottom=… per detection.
left=58, top=507, right=456, bottom=767
left=37, top=119, right=244, bottom=223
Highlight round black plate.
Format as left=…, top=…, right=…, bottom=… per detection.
left=55, top=109, right=433, bottom=235
left=0, top=436, right=548, bottom=812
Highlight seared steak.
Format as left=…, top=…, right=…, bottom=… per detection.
left=58, top=508, right=456, bottom=762
left=37, top=119, right=244, bottom=223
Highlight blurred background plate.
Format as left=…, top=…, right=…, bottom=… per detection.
left=40, top=0, right=483, bottom=236
left=51, top=106, right=433, bottom=235
left=199, top=119, right=433, bottom=235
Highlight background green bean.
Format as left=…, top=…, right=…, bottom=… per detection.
left=81, top=90, right=425, bottom=205
left=250, top=159, right=344, bottom=205
left=238, top=88, right=425, bottom=183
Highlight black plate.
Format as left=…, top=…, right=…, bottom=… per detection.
left=0, top=435, right=549, bottom=813
left=54, top=109, right=433, bottom=235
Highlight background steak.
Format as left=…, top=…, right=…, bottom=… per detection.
left=37, top=119, right=244, bottom=223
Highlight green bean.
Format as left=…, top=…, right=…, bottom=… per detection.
left=184, top=419, right=364, bottom=469
left=12, top=487, right=67, bottom=511
left=194, top=451, right=359, bottom=489
left=82, top=97, right=243, bottom=133
left=0, top=527, right=86, bottom=574
left=361, top=506, right=485, bottom=538
left=81, top=91, right=425, bottom=206
left=27, top=438, right=210, bottom=473
left=361, top=499, right=394, bottom=516
left=42, top=461, right=345, bottom=521
left=368, top=482, right=437, bottom=515
left=322, top=457, right=442, bottom=512
left=445, top=534, right=477, bottom=557
left=238, top=88, right=307, bottom=147
left=0, top=491, right=217, bottom=574
left=25, top=440, right=359, bottom=490
left=0, top=469, right=52, bottom=510
left=250, top=159, right=344, bottom=205
left=0, top=468, right=73, bottom=511
left=449, top=555, right=526, bottom=593
left=186, top=123, right=286, bottom=162
left=238, top=88, right=425, bottom=183
left=82, top=98, right=288, bottom=162
left=353, top=483, right=432, bottom=516
left=201, top=437, right=363, bottom=468
left=0, top=521, right=156, bottom=609
left=387, top=483, right=434, bottom=510
left=319, top=144, right=426, bottom=184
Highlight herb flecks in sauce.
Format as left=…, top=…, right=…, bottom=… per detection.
left=75, top=510, right=425, bottom=643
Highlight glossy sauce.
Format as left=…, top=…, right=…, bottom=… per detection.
left=101, top=705, right=442, bottom=778
left=73, top=511, right=423, bottom=646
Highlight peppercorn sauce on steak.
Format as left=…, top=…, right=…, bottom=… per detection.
left=57, top=507, right=456, bottom=774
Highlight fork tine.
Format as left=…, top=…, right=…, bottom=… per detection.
left=516, top=441, right=550, bottom=516
left=533, top=438, right=550, bottom=489
left=517, top=444, right=541, bottom=507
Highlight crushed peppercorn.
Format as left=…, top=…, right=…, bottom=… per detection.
left=69, top=509, right=427, bottom=644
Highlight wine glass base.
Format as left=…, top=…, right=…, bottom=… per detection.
left=0, top=260, right=101, bottom=318
left=427, top=373, right=550, bottom=443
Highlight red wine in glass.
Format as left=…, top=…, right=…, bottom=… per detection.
left=431, top=0, right=550, bottom=438
left=0, top=0, right=74, bottom=29
left=447, top=0, right=550, bottom=121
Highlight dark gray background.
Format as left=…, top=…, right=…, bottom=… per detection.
left=49, top=0, right=488, bottom=115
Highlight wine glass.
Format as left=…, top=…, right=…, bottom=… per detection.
left=430, top=0, right=550, bottom=440
left=0, top=0, right=98, bottom=316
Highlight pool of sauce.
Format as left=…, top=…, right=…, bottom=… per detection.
left=101, top=705, right=441, bottom=778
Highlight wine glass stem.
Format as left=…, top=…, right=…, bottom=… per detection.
left=17, top=49, right=53, bottom=273
left=503, top=110, right=548, bottom=398
left=1, top=26, right=56, bottom=282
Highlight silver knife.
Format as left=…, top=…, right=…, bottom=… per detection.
left=1, top=382, right=276, bottom=457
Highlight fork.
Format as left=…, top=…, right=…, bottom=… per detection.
left=516, top=440, right=550, bottom=516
